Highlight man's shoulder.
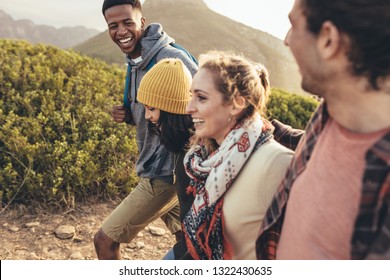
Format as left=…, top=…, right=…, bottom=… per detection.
left=157, top=44, right=189, bottom=58
left=157, top=45, right=198, bottom=74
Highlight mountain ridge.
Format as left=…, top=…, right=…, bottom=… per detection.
left=0, top=9, right=100, bottom=49
left=75, top=0, right=304, bottom=95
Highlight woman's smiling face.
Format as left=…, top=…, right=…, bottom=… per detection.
left=186, top=68, right=235, bottom=145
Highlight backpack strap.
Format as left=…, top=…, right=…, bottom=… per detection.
left=170, top=42, right=198, bottom=65
left=146, top=42, right=198, bottom=72
left=123, top=63, right=132, bottom=109
left=146, top=54, right=158, bottom=71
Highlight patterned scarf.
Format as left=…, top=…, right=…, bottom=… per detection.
left=182, top=114, right=274, bottom=259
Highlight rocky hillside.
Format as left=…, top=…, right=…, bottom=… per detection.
left=0, top=9, right=100, bottom=49
left=75, top=0, right=304, bottom=95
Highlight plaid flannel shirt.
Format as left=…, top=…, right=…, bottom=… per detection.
left=256, top=102, right=390, bottom=259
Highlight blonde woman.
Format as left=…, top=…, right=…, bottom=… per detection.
left=183, top=52, right=294, bottom=259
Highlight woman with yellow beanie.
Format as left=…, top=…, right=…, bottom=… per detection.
left=137, top=58, right=194, bottom=260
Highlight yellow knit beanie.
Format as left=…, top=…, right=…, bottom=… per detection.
left=137, top=58, right=192, bottom=115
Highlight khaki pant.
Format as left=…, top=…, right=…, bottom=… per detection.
left=101, top=178, right=180, bottom=243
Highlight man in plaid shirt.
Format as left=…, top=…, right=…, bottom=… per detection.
left=256, top=0, right=390, bottom=259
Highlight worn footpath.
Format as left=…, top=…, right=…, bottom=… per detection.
left=0, top=200, right=176, bottom=260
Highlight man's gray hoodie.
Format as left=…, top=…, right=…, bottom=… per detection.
left=124, top=23, right=198, bottom=181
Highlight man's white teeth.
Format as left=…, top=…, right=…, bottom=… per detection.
left=119, top=37, right=132, bottom=44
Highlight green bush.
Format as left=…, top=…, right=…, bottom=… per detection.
left=0, top=39, right=138, bottom=208
left=0, top=39, right=319, bottom=209
left=267, top=88, right=320, bottom=130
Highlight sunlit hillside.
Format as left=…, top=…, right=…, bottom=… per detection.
left=74, top=0, right=305, bottom=96
left=0, top=39, right=318, bottom=208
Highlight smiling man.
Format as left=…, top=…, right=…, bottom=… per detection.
left=256, top=0, right=390, bottom=260
left=105, top=2, right=145, bottom=57
left=94, top=0, right=198, bottom=260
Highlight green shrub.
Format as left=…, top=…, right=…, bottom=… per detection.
left=0, top=39, right=138, bottom=208
left=267, top=88, right=320, bottom=130
left=0, top=39, right=320, bottom=209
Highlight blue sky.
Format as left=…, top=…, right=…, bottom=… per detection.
left=0, top=0, right=293, bottom=40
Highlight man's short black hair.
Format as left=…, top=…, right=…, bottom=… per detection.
left=102, top=0, right=142, bottom=15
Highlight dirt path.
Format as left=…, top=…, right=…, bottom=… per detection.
left=0, top=200, right=176, bottom=260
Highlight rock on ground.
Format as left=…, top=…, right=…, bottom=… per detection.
left=0, top=200, right=176, bottom=260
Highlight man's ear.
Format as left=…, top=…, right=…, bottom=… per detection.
left=317, top=20, right=342, bottom=60
left=141, top=16, right=146, bottom=30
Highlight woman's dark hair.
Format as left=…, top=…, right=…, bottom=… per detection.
left=148, top=111, right=194, bottom=154
left=302, top=0, right=390, bottom=90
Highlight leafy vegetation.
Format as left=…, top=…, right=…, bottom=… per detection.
left=0, top=39, right=138, bottom=209
left=0, top=39, right=319, bottom=209
left=267, top=88, right=319, bottom=130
